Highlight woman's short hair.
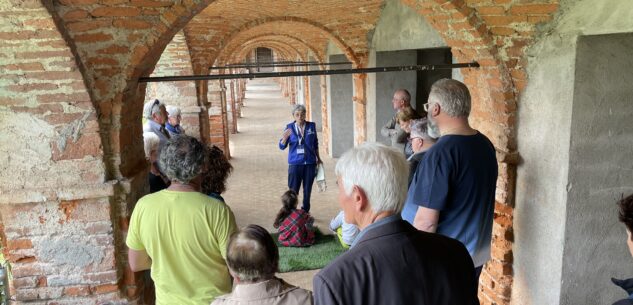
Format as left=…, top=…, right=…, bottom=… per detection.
left=396, top=107, right=421, bottom=123
left=201, top=145, right=233, bottom=195
left=618, top=194, right=633, bottom=233
left=291, top=104, right=306, bottom=115
left=226, top=224, right=279, bottom=283
left=159, top=135, right=205, bottom=184
left=335, top=142, right=408, bottom=214
left=142, top=132, right=160, bottom=160
left=166, top=105, right=181, bottom=118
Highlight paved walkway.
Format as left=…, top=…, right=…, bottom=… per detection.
left=222, top=79, right=340, bottom=290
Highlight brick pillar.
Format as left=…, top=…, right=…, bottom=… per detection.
left=290, top=75, right=297, bottom=105
left=229, top=81, right=238, bottom=134
left=304, top=76, right=311, bottom=120
left=352, top=73, right=367, bottom=145
left=207, top=80, right=230, bottom=156
left=320, top=75, right=330, bottom=155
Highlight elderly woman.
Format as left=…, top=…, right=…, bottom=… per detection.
left=166, top=105, right=185, bottom=137
left=396, top=106, right=421, bottom=159
left=212, top=224, right=313, bottom=305
left=201, top=145, right=233, bottom=203
left=143, top=132, right=169, bottom=193
left=278, top=104, right=321, bottom=212
left=143, top=99, right=170, bottom=146
left=127, top=135, right=237, bottom=305
left=406, top=119, right=437, bottom=186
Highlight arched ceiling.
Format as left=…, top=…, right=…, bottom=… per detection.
left=182, top=0, right=384, bottom=71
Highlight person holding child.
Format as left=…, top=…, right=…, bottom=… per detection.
left=273, top=190, right=315, bottom=247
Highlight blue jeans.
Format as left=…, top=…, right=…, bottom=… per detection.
left=288, top=164, right=317, bottom=212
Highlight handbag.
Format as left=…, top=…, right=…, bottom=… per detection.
left=315, top=163, right=327, bottom=192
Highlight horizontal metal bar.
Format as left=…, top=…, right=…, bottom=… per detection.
left=210, top=61, right=352, bottom=70
left=139, top=62, right=479, bottom=83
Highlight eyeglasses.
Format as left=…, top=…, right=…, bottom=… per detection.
left=423, top=102, right=433, bottom=112
left=408, top=136, right=422, bottom=142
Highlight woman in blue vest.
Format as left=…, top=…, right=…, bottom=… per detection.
left=278, top=104, right=322, bottom=212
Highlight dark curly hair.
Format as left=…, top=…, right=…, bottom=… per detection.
left=618, top=194, right=633, bottom=233
left=201, top=145, right=233, bottom=195
left=273, top=190, right=298, bottom=228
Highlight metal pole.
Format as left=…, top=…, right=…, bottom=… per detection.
left=140, top=62, right=479, bottom=83
left=210, top=61, right=351, bottom=70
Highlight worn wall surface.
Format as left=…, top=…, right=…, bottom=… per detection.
left=514, top=0, right=633, bottom=304
left=0, top=1, right=124, bottom=303
left=371, top=0, right=445, bottom=52
left=326, top=55, right=353, bottom=157
left=561, top=33, right=633, bottom=305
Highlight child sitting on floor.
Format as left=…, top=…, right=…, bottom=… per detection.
left=273, top=190, right=315, bottom=247
left=329, top=210, right=359, bottom=249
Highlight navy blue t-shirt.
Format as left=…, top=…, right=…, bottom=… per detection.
left=402, top=132, right=497, bottom=267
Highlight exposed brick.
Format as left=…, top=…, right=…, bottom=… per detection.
left=96, top=44, right=129, bottom=54
left=112, top=19, right=152, bottom=29
left=509, top=4, right=558, bottom=15
left=130, top=0, right=173, bottom=7
left=90, top=7, right=141, bottom=17
left=91, top=283, right=118, bottom=294
left=63, top=286, right=91, bottom=297
left=36, top=92, right=91, bottom=104
left=15, top=50, right=73, bottom=59
left=74, top=32, right=114, bottom=43
left=66, top=20, right=112, bottom=32
left=63, top=9, right=90, bottom=20
left=6, top=239, right=32, bottom=250
left=2, top=62, right=45, bottom=71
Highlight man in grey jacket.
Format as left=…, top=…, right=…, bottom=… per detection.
left=313, top=143, right=478, bottom=305
left=380, top=89, right=411, bottom=152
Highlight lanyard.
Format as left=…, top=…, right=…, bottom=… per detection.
left=294, top=122, right=305, bottom=145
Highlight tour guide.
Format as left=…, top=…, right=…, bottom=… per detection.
left=279, top=104, right=322, bottom=212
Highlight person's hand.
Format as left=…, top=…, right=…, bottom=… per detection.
left=281, top=129, right=291, bottom=143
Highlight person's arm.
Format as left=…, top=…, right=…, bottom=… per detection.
left=314, top=274, right=341, bottom=305
left=128, top=249, right=152, bottom=272
left=329, top=212, right=343, bottom=231
left=279, top=127, right=292, bottom=150
left=413, top=206, right=440, bottom=233
left=380, top=115, right=396, bottom=138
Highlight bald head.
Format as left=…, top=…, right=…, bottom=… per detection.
left=392, top=89, right=411, bottom=110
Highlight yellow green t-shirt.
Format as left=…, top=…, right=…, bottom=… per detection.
left=126, top=190, right=238, bottom=305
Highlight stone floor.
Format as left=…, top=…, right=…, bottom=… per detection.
left=222, top=79, right=340, bottom=291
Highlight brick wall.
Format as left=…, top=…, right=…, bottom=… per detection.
left=0, top=1, right=126, bottom=303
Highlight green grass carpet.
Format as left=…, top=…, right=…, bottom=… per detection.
left=272, top=229, right=346, bottom=273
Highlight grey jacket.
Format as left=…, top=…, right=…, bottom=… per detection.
left=314, top=219, right=479, bottom=305
left=380, top=114, right=408, bottom=152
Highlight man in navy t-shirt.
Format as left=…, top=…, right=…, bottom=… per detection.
left=402, top=78, right=498, bottom=281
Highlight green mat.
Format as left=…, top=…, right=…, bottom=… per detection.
left=272, top=229, right=346, bottom=273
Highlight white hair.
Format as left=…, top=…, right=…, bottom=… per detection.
left=142, top=132, right=160, bottom=160
left=143, top=99, right=164, bottom=120
left=428, top=79, right=471, bottom=118
left=166, top=105, right=181, bottom=118
left=335, top=142, right=409, bottom=214
left=291, top=104, right=306, bottom=115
